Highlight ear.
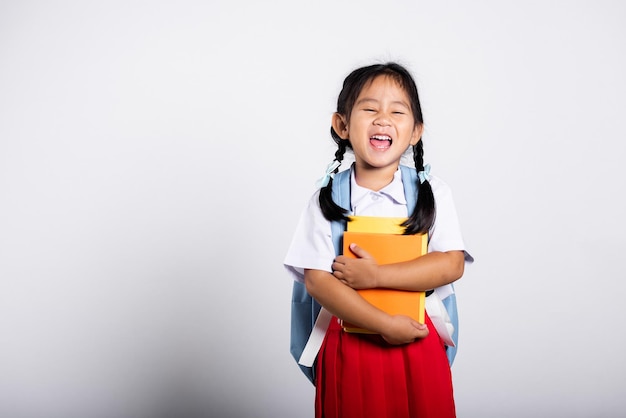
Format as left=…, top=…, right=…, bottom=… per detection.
left=331, top=113, right=349, bottom=139
left=410, top=124, right=424, bottom=146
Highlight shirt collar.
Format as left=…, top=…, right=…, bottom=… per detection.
left=350, top=167, right=407, bottom=207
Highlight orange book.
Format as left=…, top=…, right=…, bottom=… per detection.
left=341, top=217, right=427, bottom=333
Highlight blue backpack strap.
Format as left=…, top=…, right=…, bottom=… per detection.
left=399, top=165, right=459, bottom=366
left=290, top=281, right=317, bottom=383
left=400, top=165, right=417, bottom=215
left=289, top=168, right=351, bottom=385
left=442, top=289, right=459, bottom=365
left=330, top=168, right=351, bottom=251
left=291, top=274, right=324, bottom=383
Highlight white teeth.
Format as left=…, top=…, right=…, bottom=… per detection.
left=371, top=135, right=391, bottom=141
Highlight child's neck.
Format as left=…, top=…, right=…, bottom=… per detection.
left=353, top=164, right=398, bottom=192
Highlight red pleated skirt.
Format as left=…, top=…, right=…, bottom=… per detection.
left=315, top=313, right=456, bottom=418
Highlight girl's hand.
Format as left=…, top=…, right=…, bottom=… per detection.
left=380, top=315, right=429, bottom=345
left=332, top=243, right=380, bottom=289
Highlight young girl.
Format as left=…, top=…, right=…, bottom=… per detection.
left=284, top=62, right=472, bottom=418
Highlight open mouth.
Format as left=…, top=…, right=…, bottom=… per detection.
left=370, top=134, right=392, bottom=150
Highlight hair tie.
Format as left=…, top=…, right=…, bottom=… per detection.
left=418, top=164, right=431, bottom=184
left=315, top=160, right=342, bottom=188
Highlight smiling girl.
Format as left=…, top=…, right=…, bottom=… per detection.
left=285, top=62, right=472, bottom=418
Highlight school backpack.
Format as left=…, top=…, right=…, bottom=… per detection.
left=289, top=165, right=459, bottom=385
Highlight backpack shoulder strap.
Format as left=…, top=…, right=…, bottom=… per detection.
left=290, top=167, right=351, bottom=385
left=400, top=165, right=418, bottom=214
left=399, top=164, right=460, bottom=366
left=330, top=168, right=351, bottom=252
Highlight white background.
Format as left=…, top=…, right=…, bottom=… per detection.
left=1, top=1, right=625, bottom=417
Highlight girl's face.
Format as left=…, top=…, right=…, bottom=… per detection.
left=333, top=75, right=423, bottom=189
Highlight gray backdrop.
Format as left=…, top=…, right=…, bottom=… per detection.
left=1, top=1, right=625, bottom=417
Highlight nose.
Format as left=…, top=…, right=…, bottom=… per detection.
left=374, top=113, right=391, bottom=126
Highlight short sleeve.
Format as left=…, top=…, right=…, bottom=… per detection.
left=283, top=191, right=336, bottom=283
left=428, top=176, right=474, bottom=263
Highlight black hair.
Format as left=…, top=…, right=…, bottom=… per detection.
left=318, top=62, right=435, bottom=235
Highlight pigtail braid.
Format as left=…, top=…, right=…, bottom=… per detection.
left=402, top=141, right=435, bottom=235
left=319, top=139, right=350, bottom=222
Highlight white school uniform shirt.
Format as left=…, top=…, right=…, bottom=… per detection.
left=284, top=167, right=473, bottom=284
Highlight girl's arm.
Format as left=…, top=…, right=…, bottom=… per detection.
left=304, top=268, right=429, bottom=344
left=332, top=244, right=465, bottom=291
